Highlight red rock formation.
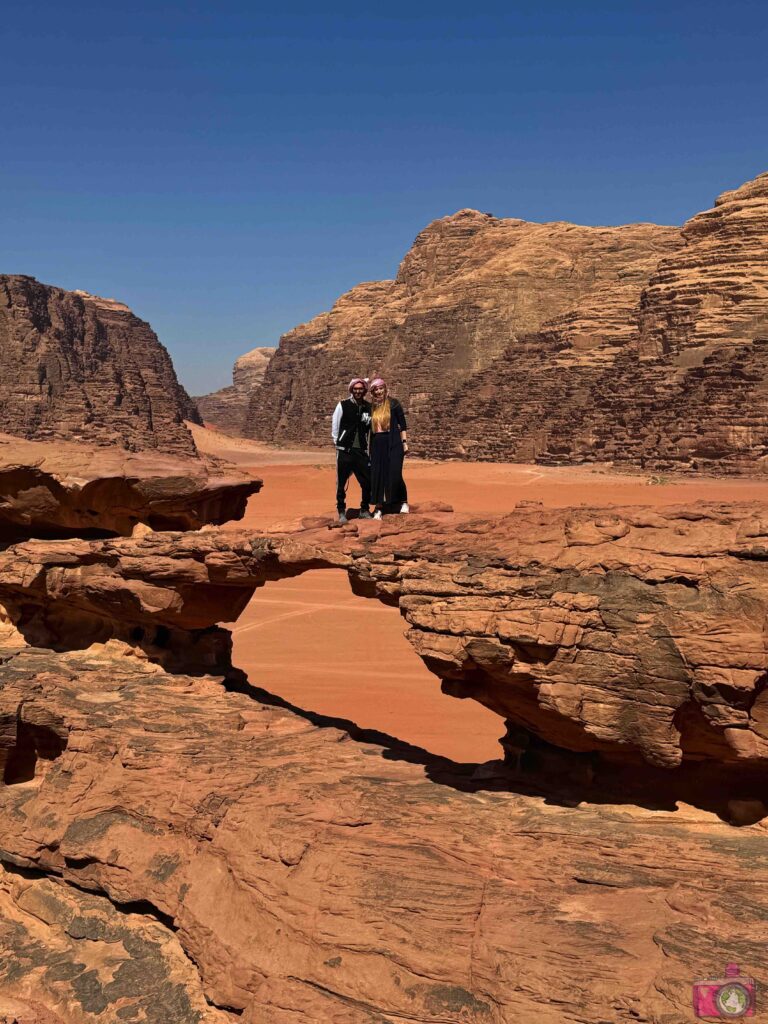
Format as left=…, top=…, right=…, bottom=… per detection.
left=3, top=503, right=768, bottom=776
left=2, top=643, right=768, bottom=1022
left=638, top=171, right=768, bottom=357
left=419, top=172, right=768, bottom=471
left=0, top=433, right=261, bottom=539
left=195, top=346, right=274, bottom=435
left=243, top=211, right=680, bottom=446
left=0, top=864, right=223, bottom=1024
left=243, top=171, right=768, bottom=474
left=0, top=276, right=199, bottom=455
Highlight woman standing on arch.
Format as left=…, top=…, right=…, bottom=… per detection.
left=369, top=378, right=409, bottom=520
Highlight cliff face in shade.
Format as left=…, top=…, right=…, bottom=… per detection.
left=195, top=346, right=274, bottom=435
left=243, top=211, right=681, bottom=445
left=0, top=276, right=200, bottom=455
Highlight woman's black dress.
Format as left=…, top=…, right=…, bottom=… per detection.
left=370, top=398, right=408, bottom=509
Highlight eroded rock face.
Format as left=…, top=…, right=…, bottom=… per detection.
left=2, top=504, right=768, bottom=775
left=243, top=211, right=680, bottom=446
left=0, top=277, right=200, bottom=455
left=242, top=171, right=768, bottom=474
left=420, top=172, right=768, bottom=472
left=638, top=171, right=768, bottom=356
left=195, top=346, right=274, bottom=435
left=0, top=863, right=227, bottom=1024
left=0, top=434, right=262, bottom=538
left=1, top=644, right=767, bottom=1022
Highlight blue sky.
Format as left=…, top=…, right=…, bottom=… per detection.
left=2, top=1, right=767, bottom=394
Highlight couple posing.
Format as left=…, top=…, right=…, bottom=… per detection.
left=331, top=377, right=409, bottom=524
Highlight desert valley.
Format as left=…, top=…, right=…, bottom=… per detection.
left=2, top=169, right=768, bottom=1023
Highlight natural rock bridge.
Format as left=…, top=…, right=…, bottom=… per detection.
left=2, top=497, right=768, bottom=1022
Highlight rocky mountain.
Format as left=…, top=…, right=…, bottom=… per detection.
left=242, top=211, right=680, bottom=449
left=195, top=345, right=274, bottom=435
left=0, top=276, right=200, bottom=455
left=238, top=170, right=768, bottom=474
left=418, top=171, right=768, bottom=472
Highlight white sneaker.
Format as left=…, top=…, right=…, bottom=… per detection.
left=373, top=509, right=383, bottom=520
left=400, top=503, right=410, bottom=514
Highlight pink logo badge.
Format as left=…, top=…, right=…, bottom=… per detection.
left=693, top=963, right=756, bottom=1018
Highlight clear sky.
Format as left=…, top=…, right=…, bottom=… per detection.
left=2, top=1, right=767, bottom=394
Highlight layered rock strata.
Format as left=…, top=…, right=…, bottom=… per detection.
left=242, top=171, right=768, bottom=474
left=0, top=433, right=262, bottom=538
left=638, top=170, right=768, bottom=356
left=243, top=212, right=680, bottom=446
left=417, top=172, right=768, bottom=471
left=0, top=276, right=199, bottom=455
left=195, top=346, right=274, bottom=435
left=2, top=503, right=768, bottom=776
left=1, top=643, right=767, bottom=1022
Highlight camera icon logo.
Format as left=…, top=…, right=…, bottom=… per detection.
left=693, top=963, right=756, bottom=1018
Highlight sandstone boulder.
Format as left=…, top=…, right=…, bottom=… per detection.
left=0, top=434, right=262, bottom=539
left=0, top=277, right=199, bottom=455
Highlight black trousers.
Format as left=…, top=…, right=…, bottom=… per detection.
left=336, top=448, right=371, bottom=511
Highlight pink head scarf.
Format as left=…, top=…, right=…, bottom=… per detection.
left=348, top=377, right=368, bottom=394
left=369, top=378, right=387, bottom=394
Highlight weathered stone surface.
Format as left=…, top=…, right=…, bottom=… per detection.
left=196, top=346, right=274, bottom=435
left=243, top=211, right=680, bottom=447
left=0, top=277, right=199, bottom=455
left=0, top=434, right=262, bottom=539
left=0, top=864, right=227, bottom=1024
left=638, top=171, right=768, bottom=356
left=2, top=503, right=768, bottom=774
left=1, top=644, right=768, bottom=1023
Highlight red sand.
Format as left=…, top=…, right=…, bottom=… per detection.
left=198, top=425, right=768, bottom=763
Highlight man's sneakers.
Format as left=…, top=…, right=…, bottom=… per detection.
left=338, top=511, right=349, bottom=525
left=359, top=509, right=373, bottom=520
left=373, top=510, right=383, bottom=520
left=400, top=502, right=410, bottom=514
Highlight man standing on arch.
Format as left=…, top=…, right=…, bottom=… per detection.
left=331, top=378, right=373, bottom=525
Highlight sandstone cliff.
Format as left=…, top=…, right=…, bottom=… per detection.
left=243, top=211, right=680, bottom=446
left=420, top=171, right=768, bottom=472
left=242, top=170, right=768, bottom=475
left=196, top=345, right=273, bottom=435
left=0, top=276, right=200, bottom=455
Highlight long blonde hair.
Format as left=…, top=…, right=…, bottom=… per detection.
left=371, top=393, right=391, bottom=432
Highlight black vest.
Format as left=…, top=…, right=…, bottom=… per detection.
left=337, top=398, right=372, bottom=453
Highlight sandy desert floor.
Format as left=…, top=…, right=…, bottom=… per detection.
left=193, top=424, right=768, bottom=763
